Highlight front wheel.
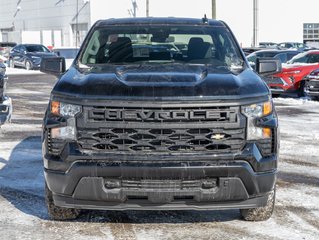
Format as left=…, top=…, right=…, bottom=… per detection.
left=297, top=80, right=307, bottom=98
left=45, top=183, right=81, bottom=221
left=9, top=59, right=15, bottom=68
left=25, top=60, right=32, bottom=70
left=240, top=189, right=275, bottom=221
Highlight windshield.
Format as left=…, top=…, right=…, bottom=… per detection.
left=26, top=45, right=50, bottom=53
left=287, top=52, right=319, bottom=64
left=79, top=25, right=244, bottom=70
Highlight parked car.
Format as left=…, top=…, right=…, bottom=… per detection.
left=264, top=50, right=319, bottom=96
left=0, top=62, right=12, bottom=126
left=305, top=68, right=319, bottom=100
left=242, top=47, right=263, bottom=56
left=0, top=42, right=17, bottom=61
left=40, top=17, right=280, bottom=221
left=258, top=42, right=278, bottom=49
left=247, top=49, right=300, bottom=68
left=277, top=42, right=312, bottom=52
left=8, top=44, right=56, bottom=70
left=53, top=47, right=79, bottom=69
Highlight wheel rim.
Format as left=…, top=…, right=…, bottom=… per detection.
left=26, top=61, right=31, bottom=70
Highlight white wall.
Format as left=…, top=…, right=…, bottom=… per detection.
left=0, top=0, right=90, bottom=46
left=90, top=0, right=212, bottom=25
left=22, top=31, right=41, bottom=44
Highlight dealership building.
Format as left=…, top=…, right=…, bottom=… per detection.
left=303, top=23, right=319, bottom=47
left=0, top=0, right=141, bottom=47
left=1, top=0, right=319, bottom=48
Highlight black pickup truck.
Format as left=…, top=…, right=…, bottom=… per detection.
left=0, top=62, right=12, bottom=126
left=41, top=17, right=281, bottom=221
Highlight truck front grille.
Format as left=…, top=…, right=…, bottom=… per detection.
left=308, top=80, right=319, bottom=92
left=77, top=104, right=246, bottom=154
left=262, top=76, right=285, bottom=85
left=78, top=127, right=245, bottom=153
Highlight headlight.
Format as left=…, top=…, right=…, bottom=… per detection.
left=51, top=101, right=81, bottom=117
left=51, top=118, right=76, bottom=140
left=50, top=101, right=80, bottom=140
left=242, top=101, right=272, bottom=118
left=31, top=56, right=40, bottom=59
left=242, top=101, right=273, bottom=140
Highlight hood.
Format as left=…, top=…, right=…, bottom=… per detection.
left=52, top=64, right=269, bottom=100
left=27, top=52, right=56, bottom=58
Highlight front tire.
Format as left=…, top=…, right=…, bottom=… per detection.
left=45, top=183, right=81, bottom=221
left=240, top=189, right=275, bottom=221
left=25, top=60, right=32, bottom=70
left=297, top=80, right=307, bottom=98
left=9, top=59, right=15, bottom=68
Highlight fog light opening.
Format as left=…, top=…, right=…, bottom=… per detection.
left=104, top=179, right=121, bottom=189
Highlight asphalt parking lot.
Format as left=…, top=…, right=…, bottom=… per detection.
left=0, top=72, right=319, bottom=240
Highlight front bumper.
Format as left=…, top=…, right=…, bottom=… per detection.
left=45, top=160, right=276, bottom=211
left=0, top=96, right=12, bottom=125
left=44, top=141, right=278, bottom=210
left=305, top=80, right=319, bottom=97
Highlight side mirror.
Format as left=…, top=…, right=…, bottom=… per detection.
left=40, top=57, right=66, bottom=76
left=256, top=57, right=282, bottom=76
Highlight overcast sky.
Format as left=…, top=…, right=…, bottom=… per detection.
left=91, top=0, right=319, bottom=47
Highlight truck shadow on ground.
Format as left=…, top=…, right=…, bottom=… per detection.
left=2, top=136, right=317, bottom=224
left=0, top=136, right=48, bottom=219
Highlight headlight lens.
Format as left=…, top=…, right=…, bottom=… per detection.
left=242, top=101, right=273, bottom=140
left=51, top=118, right=76, bottom=140
left=51, top=101, right=81, bottom=117
left=242, top=101, right=272, bottom=118
left=50, top=101, right=80, bottom=140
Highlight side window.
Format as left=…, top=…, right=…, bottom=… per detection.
left=20, top=46, right=26, bottom=53
left=290, top=55, right=307, bottom=64
left=14, top=46, right=21, bottom=53
left=286, top=43, right=292, bottom=48
left=216, top=32, right=242, bottom=67
left=287, top=53, right=297, bottom=60
left=308, top=54, right=319, bottom=63
left=274, top=53, right=286, bottom=63
left=81, top=31, right=102, bottom=64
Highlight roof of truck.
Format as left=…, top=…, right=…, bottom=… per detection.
left=95, top=17, right=226, bottom=27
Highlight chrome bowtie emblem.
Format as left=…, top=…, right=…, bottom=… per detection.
left=210, top=133, right=225, bottom=140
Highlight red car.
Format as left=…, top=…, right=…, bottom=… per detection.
left=263, top=50, right=319, bottom=96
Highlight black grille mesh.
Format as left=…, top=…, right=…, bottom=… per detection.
left=76, top=104, right=245, bottom=153
left=308, top=80, right=319, bottom=92
left=78, top=127, right=245, bottom=153
left=262, top=76, right=285, bottom=85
